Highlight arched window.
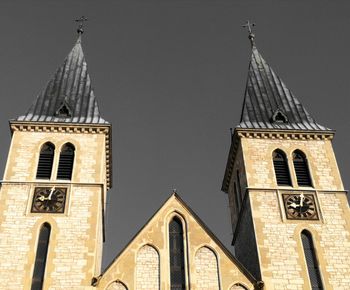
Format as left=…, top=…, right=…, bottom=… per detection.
left=57, top=143, right=75, bottom=180
left=272, top=150, right=291, bottom=186
left=31, top=223, right=51, bottom=290
left=293, top=150, right=312, bottom=187
left=301, top=230, right=323, bottom=290
left=169, top=217, right=186, bottom=290
left=36, top=142, right=55, bottom=179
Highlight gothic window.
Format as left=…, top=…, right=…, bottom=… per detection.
left=31, top=223, right=51, bottom=290
left=301, top=230, right=323, bottom=290
left=57, top=143, right=75, bottom=180
left=273, top=149, right=292, bottom=186
left=169, top=217, right=186, bottom=290
left=36, top=142, right=55, bottom=179
left=293, top=150, right=312, bottom=187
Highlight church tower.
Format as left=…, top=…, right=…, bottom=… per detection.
left=222, top=27, right=350, bottom=289
left=0, top=25, right=111, bottom=289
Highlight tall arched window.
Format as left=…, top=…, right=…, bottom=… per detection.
left=301, top=230, right=323, bottom=290
left=272, top=149, right=291, bottom=186
left=293, top=150, right=312, bottom=187
left=169, top=217, right=186, bottom=290
left=36, top=142, right=55, bottom=179
left=57, top=143, right=75, bottom=180
left=31, top=223, right=51, bottom=290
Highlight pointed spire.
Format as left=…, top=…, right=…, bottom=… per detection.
left=238, top=42, right=329, bottom=131
left=17, top=29, right=107, bottom=124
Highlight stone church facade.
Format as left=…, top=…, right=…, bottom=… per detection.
left=0, top=28, right=348, bottom=290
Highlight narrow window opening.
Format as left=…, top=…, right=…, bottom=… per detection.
left=236, top=171, right=243, bottom=201
left=301, top=230, right=323, bottom=290
left=31, top=223, right=51, bottom=290
left=273, top=150, right=292, bottom=186
left=57, top=143, right=75, bottom=180
left=169, top=217, right=186, bottom=290
left=36, top=143, right=55, bottom=179
left=293, top=151, right=312, bottom=187
left=233, top=182, right=241, bottom=211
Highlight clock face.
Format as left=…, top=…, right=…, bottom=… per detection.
left=283, top=193, right=318, bottom=220
left=31, top=187, right=67, bottom=213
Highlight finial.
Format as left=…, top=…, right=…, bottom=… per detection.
left=242, top=20, right=256, bottom=47
left=75, top=16, right=88, bottom=34
left=172, top=188, right=177, bottom=194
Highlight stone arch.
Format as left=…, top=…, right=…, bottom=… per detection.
left=194, top=246, right=220, bottom=290
left=106, top=281, right=128, bottom=290
left=230, top=283, right=248, bottom=290
left=136, top=244, right=160, bottom=290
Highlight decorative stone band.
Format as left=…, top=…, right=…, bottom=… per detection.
left=221, top=128, right=335, bottom=194
left=9, top=121, right=112, bottom=190
left=236, top=130, right=334, bottom=141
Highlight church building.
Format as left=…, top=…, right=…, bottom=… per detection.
left=0, top=23, right=349, bottom=290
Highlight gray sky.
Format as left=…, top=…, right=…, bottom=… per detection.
left=0, top=0, right=349, bottom=269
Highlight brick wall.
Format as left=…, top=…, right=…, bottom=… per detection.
left=194, top=246, right=220, bottom=290
left=135, top=245, right=159, bottom=290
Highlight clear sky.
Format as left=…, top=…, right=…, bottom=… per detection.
left=0, top=0, right=349, bottom=269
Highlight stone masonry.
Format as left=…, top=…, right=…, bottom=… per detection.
left=194, top=246, right=220, bottom=290
left=136, top=245, right=159, bottom=290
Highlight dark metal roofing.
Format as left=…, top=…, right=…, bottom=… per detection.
left=16, top=35, right=108, bottom=124
left=238, top=46, right=330, bottom=131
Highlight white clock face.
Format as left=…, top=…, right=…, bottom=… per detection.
left=283, top=193, right=318, bottom=220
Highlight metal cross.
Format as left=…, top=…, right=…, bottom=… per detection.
left=242, top=20, right=256, bottom=35
left=242, top=20, right=256, bottom=47
left=75, top=16, right=88, bottom=34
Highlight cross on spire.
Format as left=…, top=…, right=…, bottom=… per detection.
left=242, top=20, right=256, bottom=47
left=75, top=16, right=88, bottom=34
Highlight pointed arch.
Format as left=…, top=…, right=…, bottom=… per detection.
left=31, top=223, right=51, bottom=290
left=57, top=143, right=75, bottom=180
left=301, top=230, right=323, bottom=289
left=272, top=149, right=291, bottom=186
left=293, top=150, right=312, bottom=186
left=36, top=142, right=55, bottom=179
left=169, top=216, right=186, bottom=290
left=194, top=246, right=220, bottom=290
left=106, top=281, right=128, bottom=290
left=136, top=244, right=160, bottom=290
left=230, top=283, right=248, bottom=290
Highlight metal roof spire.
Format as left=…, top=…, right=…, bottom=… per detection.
left=242, top=20, right=256, bottom=48
left=75, top=16, right=88, bottom=35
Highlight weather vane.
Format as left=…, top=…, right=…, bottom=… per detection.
left=75, top=16, right=88, bottom=34
left=242, top=20, right=256, bottom=47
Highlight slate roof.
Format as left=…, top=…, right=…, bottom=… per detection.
left=238, top=46, right=330, bottom=131
left=16, top=35, right=108, bottom=124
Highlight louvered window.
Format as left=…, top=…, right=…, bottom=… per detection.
left=273, top=150, right=292, bottom=186
left=293, top=151, right=312, bottom=187
left=301, top=230, right=323, bottom=290
left=36, top=143, right=55, bottom=179
left=31, top=223, right=51, bottom=290
left=169, top=217, right=186, bottom=290
left=57, top=143, right=75, bottom=180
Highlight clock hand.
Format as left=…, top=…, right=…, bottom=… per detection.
left=38, top=196, right=46, bottom=201
left=299, top=193, right=305, bottom=207
left=290, top=202, right=298, bottom=208
left=48, top=186, right=56, bottom=200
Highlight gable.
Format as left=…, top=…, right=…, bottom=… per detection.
left=96, top=194, right=257, bottom=290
